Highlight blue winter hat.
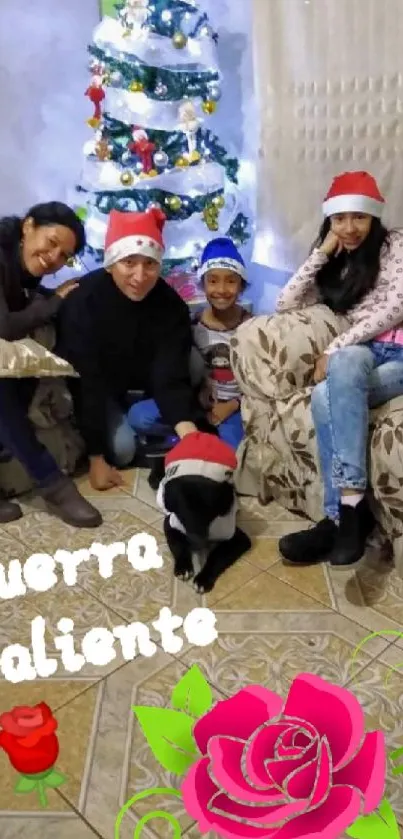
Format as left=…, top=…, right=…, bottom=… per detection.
left=199, top=237, right=246, bottom=281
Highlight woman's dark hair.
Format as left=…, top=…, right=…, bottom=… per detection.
left=312, top=216, right=390, bottom=314
left=0, top=201, right=86, bottom=258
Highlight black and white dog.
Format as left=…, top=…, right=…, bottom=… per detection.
left=156, top=432, right=251, bottom=593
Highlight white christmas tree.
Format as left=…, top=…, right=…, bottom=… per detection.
left=74, top=0, right=249, bottom=298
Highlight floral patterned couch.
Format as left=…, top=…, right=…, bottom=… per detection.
left=231, top=304, right=403, bottom=578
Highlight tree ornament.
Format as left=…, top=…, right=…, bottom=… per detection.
left=155, top=81, right=168, bottom=97
left=96, top=139, right=112, bottom=161
left=202, top=100, right=217, bottom=115
left=148, top=169, right=158, bottom=178
left=120, top=171, right=134, bottom=186
left=175, top=157, right=189, bottom=168
left=189, top=150, right=201, bottom=163
left=212, top=194, right=225, bottom=209
left=129, top=128, right=156, bottom=173
left=154, top=150, right=169, bottom=169
left=129, top=80, right=144, bottom=93
left=120, top=0, right=148, bottom=34
left=172, top=31, right=187, bottom=49
left=178, top=102, right=200, bottom=159
left=167, top=195, right=182, bottom=212
left=85, top=75, right=105, bottom=123
left=207, top=82, right=221, bottom=102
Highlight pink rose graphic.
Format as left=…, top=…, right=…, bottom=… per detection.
left=181, top=673, right=386, bottom=838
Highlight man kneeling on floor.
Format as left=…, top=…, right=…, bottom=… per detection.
left=56, top=208, right=210, bottom=491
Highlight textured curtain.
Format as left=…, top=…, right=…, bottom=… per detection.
left=252, top=0, right=403, bottom=272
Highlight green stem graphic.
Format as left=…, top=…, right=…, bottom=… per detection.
left=37, top=780, right=48, bottom=809
left=349, top=630, right=403, bottom=682
left=114, top=787, right=182, bottom=839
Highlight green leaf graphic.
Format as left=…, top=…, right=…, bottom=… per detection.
left=390, top=747, right=403, bottom=775
left=346, top=799, right=400, bottom=838
left=132, top=706, right=198, bottom=775
left=15, top=776, right=37, bottom=793
left=171, top=664, right=213, bottom=718
left=44, top=770, right=67, bottom=788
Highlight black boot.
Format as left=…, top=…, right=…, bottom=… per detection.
left=279, top=518, right=338, bottom=564
left=328, top=498, right=375, bottom=568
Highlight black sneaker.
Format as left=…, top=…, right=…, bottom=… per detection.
left=279, top=518, right=338, bottom=564
left=328, top=498, right=375, bottom=569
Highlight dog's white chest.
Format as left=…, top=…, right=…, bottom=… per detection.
left=156, top=481, right=237, bottom=541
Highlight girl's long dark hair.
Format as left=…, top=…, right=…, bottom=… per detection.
left=312, top=217, right=390, bottom=314
left=0, top=201, right=86, bottom=297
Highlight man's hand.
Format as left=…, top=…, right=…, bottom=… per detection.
left=313, top=355, right=329, bottom=384
left=209, top=399, right=239, bottom=426
left=55, top=279, right=80, bottom=299
left=89, top=456, right=125, bottom=490
left=174, top=421, right=198, bottom=439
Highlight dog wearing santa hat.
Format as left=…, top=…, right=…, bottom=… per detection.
left=156, top=432, right=251, bottom=593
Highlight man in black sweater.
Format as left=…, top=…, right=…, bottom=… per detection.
left=56, top=208, right=208, bottom=491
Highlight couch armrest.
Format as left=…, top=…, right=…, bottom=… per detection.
left=230, top=304, right=349, bottom=400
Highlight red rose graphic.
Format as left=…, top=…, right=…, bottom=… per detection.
left=181, top=675, right=386, bottom=838
left=0, top=702, right=65, bottom=807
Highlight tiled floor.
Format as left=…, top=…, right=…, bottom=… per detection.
left=1, top=468, right=402, bottom=837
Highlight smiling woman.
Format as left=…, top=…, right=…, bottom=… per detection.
left=0, top=201, right=102, bottom=529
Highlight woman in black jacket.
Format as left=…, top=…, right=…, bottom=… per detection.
left=0, top=201, right=101, bottom=527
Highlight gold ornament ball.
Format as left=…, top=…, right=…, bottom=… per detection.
left=148, top=169, right=158, bottom=178
left=212, top=194, right=225, bottom=209
left=129, top=80, right=144, bottom=93
left=189, top=150, right=201, bottom=163
left=202, top=100, right=217, bottom=115
left=168, top=195, right=182, bottom=211
left=120, top=171, right=134, bottom=186
left=172, top=31, right=187, bottom=49
left=175, top=156, right=189, bottom=168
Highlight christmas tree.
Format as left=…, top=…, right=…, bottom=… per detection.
left=75, top=0, right=250, bottom=299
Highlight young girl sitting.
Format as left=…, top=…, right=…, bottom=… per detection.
left=193, top=238, right=250, bottom=450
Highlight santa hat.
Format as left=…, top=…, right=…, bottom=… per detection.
left=164, top=432, right=238, bottom=485
left=322, top=171, right=385, bottom=218
left=103, top=208, right=166, bottom=268
left=199, top=237, right=246, bottom=282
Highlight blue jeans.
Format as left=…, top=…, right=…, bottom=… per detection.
left=0, top=379, right=61, bottom=486
left=105, top=347, right=206, bottom=467
left=106, top=399, right=175, bottom=468
left=311, top=341, right=403, bottom=520
left=123, top=400, right=244, bottom=454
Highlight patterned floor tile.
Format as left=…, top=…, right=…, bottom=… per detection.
left=178, top=611, right=391, bottom=697
left=241, top=537, right=282, bottom=570
left=267, top=558, right=335, bottom=607
left=205, top=557, right=267, bottom=608
left=1, top=508, right=149, bottom=554
left=327, top=562, right=403, bottom=635
left=211, top=568, right=329, bottom=611
left=133, top=473, right=160, bottom=511
left=0, top=816, right=102, bottom=839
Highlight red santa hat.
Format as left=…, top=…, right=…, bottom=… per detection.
left=322, top=171, right=385, bottom=218
left=164, top=432, right=238, bottom=485
left=103, top=208, right=166, bottom=268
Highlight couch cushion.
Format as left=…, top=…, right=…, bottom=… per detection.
left=231, top=304, right=349, bottom=400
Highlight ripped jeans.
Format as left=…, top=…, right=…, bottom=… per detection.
left=311, top=341, right=403, bottom=521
